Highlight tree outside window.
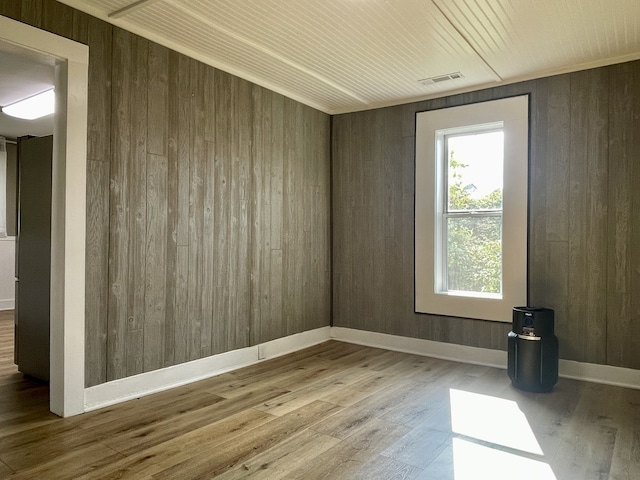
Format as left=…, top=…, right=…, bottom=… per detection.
left=441, top=131, right=503, bottom=296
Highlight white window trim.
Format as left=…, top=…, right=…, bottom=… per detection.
left=415, top=95, right=529, bottom=322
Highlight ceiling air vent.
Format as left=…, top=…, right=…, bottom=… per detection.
left=419, top=72, right=464, bottom=86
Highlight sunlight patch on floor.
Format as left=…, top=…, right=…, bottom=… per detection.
left=449, top=389, right=543, bottom=455
left=449, top=389, right=557, bottom=480
left=452, top=438, right=557, bottom=480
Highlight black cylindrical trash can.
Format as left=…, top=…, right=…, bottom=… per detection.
left=507, top=307, right=559, bottom=392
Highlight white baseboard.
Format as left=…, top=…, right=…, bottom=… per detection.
left=558, top=358, right=640, bottom=390
left=331, top=327, right=640, bottom=391
left=0, top=299, right=15, bottom=311
left=83, top=325, right=640, bottom=412
left=83, top=326, right=331, bottom=412
left=331, top=327, right=507, bottom=369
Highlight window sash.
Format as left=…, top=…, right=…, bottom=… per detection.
left=442, top=128, right=504, bottom=214
left=439, top=212, right=503, bottom=296
left=438, top=128, right=505, bottom=297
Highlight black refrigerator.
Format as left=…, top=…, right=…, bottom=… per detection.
left=15, top=135, right=52, bottom=382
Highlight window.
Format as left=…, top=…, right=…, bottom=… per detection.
left=415, top=96, right=528, bottom=322
left=439, top=128, right=504, bottom=297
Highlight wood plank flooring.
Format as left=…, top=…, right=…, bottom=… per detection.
left=1, top=310, right=639, bottom=479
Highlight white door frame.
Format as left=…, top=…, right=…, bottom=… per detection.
left=0, top=15, right=88, bottom=417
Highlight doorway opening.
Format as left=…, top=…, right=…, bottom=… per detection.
left=0, top=15, right=88, bottom=417
left=1, top=46, right=55, bottom=399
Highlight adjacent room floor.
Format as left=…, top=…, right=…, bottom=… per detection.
left=0, top=310, right=639, bottom=479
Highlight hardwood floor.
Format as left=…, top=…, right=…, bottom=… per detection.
left=1, top=310, right=639, bottom=479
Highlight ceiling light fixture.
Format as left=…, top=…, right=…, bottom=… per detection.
left=1, top=89, right=55, bottom=120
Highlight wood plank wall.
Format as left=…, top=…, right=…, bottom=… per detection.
left=332, top=61, right=640, bottom=369
left=0, top=0, right=331, bottom=387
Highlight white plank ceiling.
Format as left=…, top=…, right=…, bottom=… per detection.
left=59, top=0, right=640, bottom=114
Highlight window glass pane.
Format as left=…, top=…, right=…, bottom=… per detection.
left=446, top=215, right=502, bottom=294
left=447, top=131, right=504, bottom=212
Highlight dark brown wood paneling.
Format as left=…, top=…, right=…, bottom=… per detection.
left=163, top=49, right=180, bottom=368
left=201, top=138, right=216, bottom=354
left=256, top=87, right=273, bottom=344
left=18, top=0, right=43, bottom=29
left=42, top=0, right=72, bottom=37
left=332, top=62, right=640, bottom=366
left=283, top=98, right=300, bottom=336
left=331, top=115, right=353, bottom=331
left=266, top=93, right=286, bottom=342
left=212, top=70, right=231, bottom=355
left=200, top=65, right=216, bottom=358
left=126, top=32, right=149, bottom=377
left=249, top=85, right=265, bottom=346
left=82, top=14, right=113, bottom=387
left=607, top=61, right=640, bottom=369
left=107, top=27, right=133, bottom=381
left=0, top=0, right=331, bottom=387
left=86, top=16, right=113, bottom=164
left=144, top=153, right=168, bottom=371
left=147, top=42, right=169, bottom=157
left=85, top=160, right=110, bottom=386
left=567, top=68, right=609, bottom=365
left=186, top=58, right=205, bottom=362
left=0, top=0, right=22, bottom=19
left=102, top=19, right=330, bottom=383
left=234, top=78, right=253, bottom=348
left=529, top=75, right=570, bottom=358
left=629, top=59, right=640, bottom=371
left=173, top=53, right=192, bottom=365
left=305, top=108, right=331, bottom=333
